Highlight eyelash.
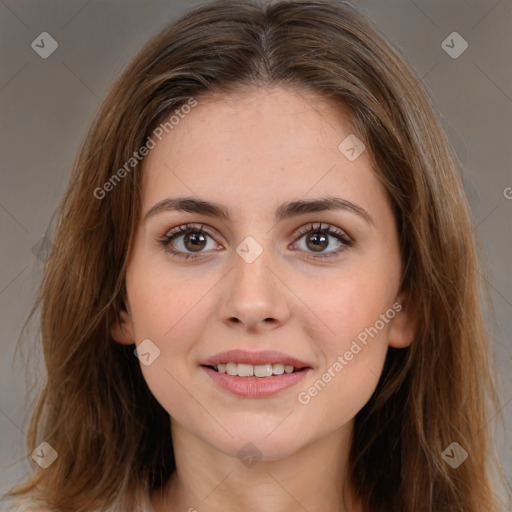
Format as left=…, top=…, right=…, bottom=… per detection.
left=157, top=222, right=354, bottom=261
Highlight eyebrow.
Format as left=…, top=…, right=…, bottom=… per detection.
left=144, top=196, right=374, bottom=226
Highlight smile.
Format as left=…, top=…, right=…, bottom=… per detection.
left=200, top=349, right=312, bottom=397
left=210, top=362, right=300, bottom=377
left=201, top=364, right=311, bottom=397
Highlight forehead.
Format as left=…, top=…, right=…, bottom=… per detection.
left=140, top=86, right=382, bottom=217
left=151, top=85, right=359, bottom=159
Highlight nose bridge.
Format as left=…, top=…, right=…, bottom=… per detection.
left=232, top=234, right=275, bottom=304
left=219, top=233, right=290, bottom=331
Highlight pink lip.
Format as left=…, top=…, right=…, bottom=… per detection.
left=200, top=349, right=313, bottom=398
left=201, top=349, right=311, bottom=368
left=201, top=366, right=312, bottom=398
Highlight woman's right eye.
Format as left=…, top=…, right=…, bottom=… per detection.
left=158, top=223, right=220, bottom=260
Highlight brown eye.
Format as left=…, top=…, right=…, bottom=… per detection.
left=305, top=232, right=329, bottom=252
left=158, top=223, right=220, bottom=260
left=183, top=232, right=207, bottom=252
left=292, top=223, right=353, bottom=259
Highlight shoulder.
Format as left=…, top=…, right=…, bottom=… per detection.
left=0, top=497, right=39, bottom=511
left=0, top=496, right=54, bottom=511
left=1, top=495, right=155, bottom=512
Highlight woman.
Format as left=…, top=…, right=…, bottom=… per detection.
left=3, top=0, right=507, bottom=511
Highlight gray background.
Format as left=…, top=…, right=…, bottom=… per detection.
left=1, top=0, right=511, bottom=507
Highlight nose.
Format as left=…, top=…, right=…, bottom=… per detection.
left=218, top=243, right=291, bottom=334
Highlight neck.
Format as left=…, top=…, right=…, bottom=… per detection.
left=151, top=419, right=361, bottom=512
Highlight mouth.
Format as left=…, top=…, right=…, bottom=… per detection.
left=204, top=362, right=306, bottom=377
left=200, top=350, right=312, bottom=397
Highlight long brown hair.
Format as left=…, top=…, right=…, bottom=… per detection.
left=3, top=1, right=507, bottom=511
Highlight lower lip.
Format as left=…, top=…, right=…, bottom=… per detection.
left=201, top=366, right=311, bottom=397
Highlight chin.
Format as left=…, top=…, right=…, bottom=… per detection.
left=202, top=420, right=311, bottom=462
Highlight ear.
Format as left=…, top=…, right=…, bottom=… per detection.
left=111, top=308, right=135, bottom=345
left=388, top=288, right=416, bottom=349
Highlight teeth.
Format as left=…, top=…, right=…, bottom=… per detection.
left=272, top=364, right=284, bottom=375
left=213, top=362, right=299, bottom=377
left=226, top=362, right=238, bottom=376
left=237, top=363, right=254, bottom=377
left=254, top=364, right=273, bottom=377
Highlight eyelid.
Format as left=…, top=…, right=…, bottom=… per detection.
left=291, top=222, right=352, bottom=243
left=162, top=222, right=217, bottom=240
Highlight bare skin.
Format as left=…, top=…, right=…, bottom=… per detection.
left=112, top=85, right=415, bottom=512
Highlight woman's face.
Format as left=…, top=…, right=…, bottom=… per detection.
left=112, top=86, right=414, bottom=460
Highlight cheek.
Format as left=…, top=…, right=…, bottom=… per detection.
left=296, top=344, right=387, bottom=441
left=126, top=254, right=211, bottom=341
left=293, top=263, right=397, bottom=350
left=125, top=256, right=213, bottom=404
left=297, top=305, right=391, bottom=431
left=127, top=272, right=205, bottom=426
left=292, top=263, right=395, bottom=415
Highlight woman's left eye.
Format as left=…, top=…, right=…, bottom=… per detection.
left=290, top=222, right=353, bottom=259
left=157, top=222, right=353, bottom=260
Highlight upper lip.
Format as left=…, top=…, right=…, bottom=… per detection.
left=201, top=350, right=312, bottom=369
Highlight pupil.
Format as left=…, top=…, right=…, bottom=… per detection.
left=185, top=232, right=206, bottom=251
left=308, top=233, right=327, bottom=252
